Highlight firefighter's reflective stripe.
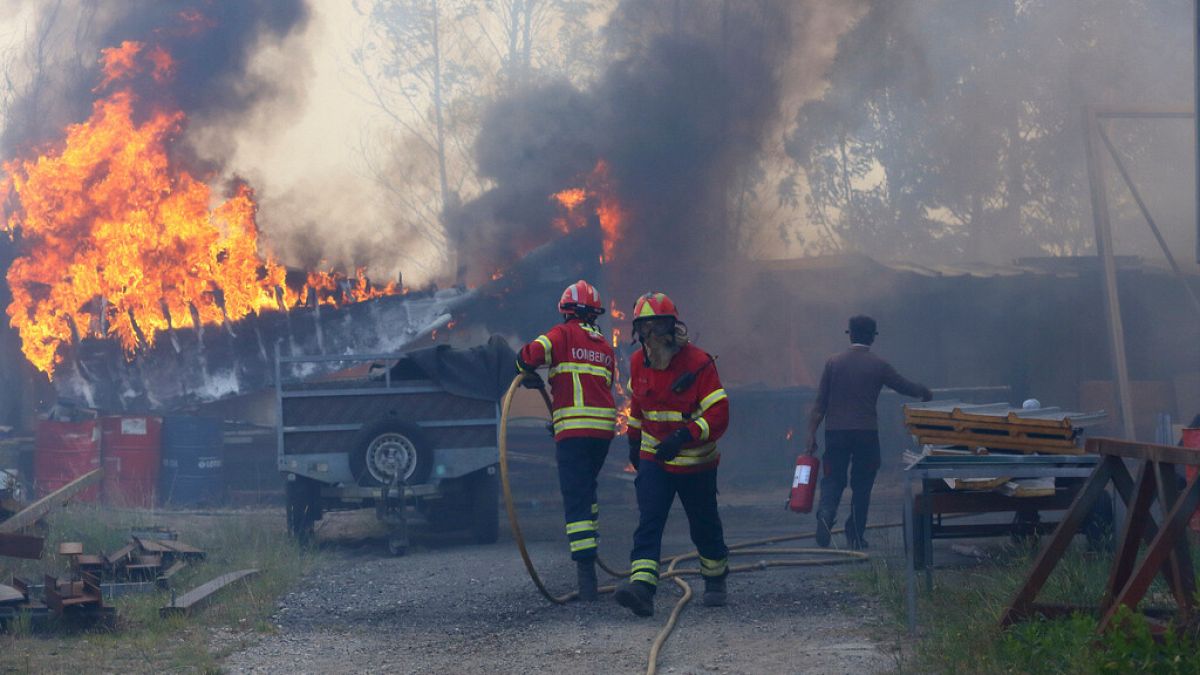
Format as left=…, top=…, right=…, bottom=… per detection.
left=592, top=503, right=599, bottom=515
left=699, top=555, right=728, bottom=577
left=552, top=406, right=618, bottom=422
left=643, top=409, right=686, bottom=422
left=641, top=432, right=719, bottom=466
left=572, top=373, right=584, bottom=406
left=554, top=417, right=618, bottom=434
left=631, top=558, right=659, bottom=585
left=696, top=388, right=727, bottom=415
left=565, top=520, right=598, bottom=535
left=549, top=362, right=613, bottom=384
left=534, top=335, right=553, bottom=366
left=569, top=537, right=598, bottom=552
left=626, top=416, right=642, bottom=429
left=695, top=416, right=711, bottom=442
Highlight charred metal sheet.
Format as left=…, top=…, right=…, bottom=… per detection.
left=160, top=568, right=259, bottom=617
left=0, top=532, right=44, bottom=559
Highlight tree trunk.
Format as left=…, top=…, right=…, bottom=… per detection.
left=430, top=0, right=457, bottom=283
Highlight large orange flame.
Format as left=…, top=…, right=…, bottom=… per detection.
left=0, top=40, right=398, bottom=377
left=550, top=160, right=626, bottom=263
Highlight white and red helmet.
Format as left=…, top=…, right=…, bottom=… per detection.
left=559, top=280, right=604, bottom=317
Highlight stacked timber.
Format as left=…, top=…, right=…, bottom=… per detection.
left=903, top=401, right=1107, bottom=456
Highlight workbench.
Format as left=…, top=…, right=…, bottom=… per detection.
left=902, top=453, right=1101, bottom=633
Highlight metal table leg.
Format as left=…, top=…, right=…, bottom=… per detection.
left=905, top=472, right=917, bottom=635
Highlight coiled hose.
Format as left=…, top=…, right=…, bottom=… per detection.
left=497, top=374, right=877, bottom=675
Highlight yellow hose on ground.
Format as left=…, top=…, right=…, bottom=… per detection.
left=498, top=374, right=879, bottom=674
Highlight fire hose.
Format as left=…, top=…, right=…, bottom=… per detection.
left=498, top=375, right=889, bottom=674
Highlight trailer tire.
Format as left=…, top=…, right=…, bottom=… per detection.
left=286, top=476, right=322, bottom=546
left=467, top=466, right=499, bottom=545
left=350, top=420, right=432, bottom=487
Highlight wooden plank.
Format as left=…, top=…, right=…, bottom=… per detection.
left=58, top=542, right=83, bottom=555
left=0, top=532, right=44, bottom=559
left=0, top=469, right=102, bottom=533
left=1000, top=456, right=1113, bottom=626
left=914, top=489, right=1076, bottom=515
left=910, top=428, right=1081, bottom=449
left=911, top=433, right=1084, bottom=455
left=0, top=584, right=24, bottom=604
left=1089, top=438, right=1200, bottom=465
left=1154, top=462, right=1195, bottom=614
left=161, top=569, right=259, bottom=617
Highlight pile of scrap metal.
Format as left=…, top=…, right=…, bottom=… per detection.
left=0, top=573, right=115, bottom=627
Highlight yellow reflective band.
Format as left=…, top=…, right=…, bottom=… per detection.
left=592, top=503, right=600, bottom=515
left=631, top=571, right=658, bottom=585
left=699, top=556, right=727, bottom=576
left=565, top=520, right=598, bottom=535
left=553, top=406, right=617, bottom=422
left=569, top=538, right=598, bottom=552
left=626, top=417, right=642, bottom=429
left=549, top=362, right=613, bottom=384
left=631, top=559, right=660, bottom=572
left=642, top=409, right=686, bottom=422
left=696, top=388, right=728, bottom=415
left=572, top=373, right=583, bottom=406
left=535, top=335, right=553, bottom=366
left=554, top=418, right=618, bottom=434
left=695, top=417, right=711, bottom=442
left=640, top=437, right=719, bottom=465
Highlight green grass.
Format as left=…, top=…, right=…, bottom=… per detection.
left=0, top=504, right=319, bottom=674
left=856, top=540, right=1200, bottom=674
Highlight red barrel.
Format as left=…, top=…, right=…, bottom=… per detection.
left=100, top=416, right=162, bottom=508
left=34, top=419, right=101, bottom=502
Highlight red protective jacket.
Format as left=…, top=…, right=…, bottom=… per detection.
left=627, top=343, right=729, bottom=474
left=518, top=319, right=617, bottom=442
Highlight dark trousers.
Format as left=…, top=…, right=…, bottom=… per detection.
left=628, top=460, right=728, bottom=590
left=556, top=436, right=610, bottom=561
left=817, top=430, right=881, bottom=543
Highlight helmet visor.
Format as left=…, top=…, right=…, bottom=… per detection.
left=633, top=317, right=675, bottom=339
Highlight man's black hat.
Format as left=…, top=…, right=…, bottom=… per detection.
left=846, top=315, right=878, bottom=338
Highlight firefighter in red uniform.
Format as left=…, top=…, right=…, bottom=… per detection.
left=517, top=280, right=617, bottom=601
left=614, top=292, right=730, bottom=617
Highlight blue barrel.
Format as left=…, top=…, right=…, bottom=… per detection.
left=159, top=416, right=224, bottom=507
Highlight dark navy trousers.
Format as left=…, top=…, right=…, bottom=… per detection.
left=816, top=429, right=881, bottom=543
left=556, top=436, right=610, bottom=561
left=628, top=459, right=728, bottom=589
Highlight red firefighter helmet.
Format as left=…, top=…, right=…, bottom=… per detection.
left=559, top=280, right=604, bottom=316
left=631, top=292, right=679, bottom=322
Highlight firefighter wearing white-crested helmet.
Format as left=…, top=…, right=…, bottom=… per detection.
left=614, top=291, right=731, bottom=617
left=515, top=279, right=616, bottom=602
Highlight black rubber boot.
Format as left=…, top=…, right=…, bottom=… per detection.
left=815, top=513, right=833, bottom=548
left=614, top=580, right=655, bottom=617
left=576, top=559, right=598, bottom=602
left=702, top=573, right=727, bottom=607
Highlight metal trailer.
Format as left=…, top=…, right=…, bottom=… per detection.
left=275, top=348, right=501, bottom=555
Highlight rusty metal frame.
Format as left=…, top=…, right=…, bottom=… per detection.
left=1000, top=437, right=1200, bottom=633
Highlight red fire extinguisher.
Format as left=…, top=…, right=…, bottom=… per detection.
left=788, top=453, right=820, bottom=513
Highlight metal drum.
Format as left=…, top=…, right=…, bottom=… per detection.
left=159, top=416, right=224, bottom=507
left=100, top=416, right=162, bottom=508
left=34, top=419, right=101, bottom=502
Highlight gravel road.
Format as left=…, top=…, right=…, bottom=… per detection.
left=223, top=460, right=901, bottom=674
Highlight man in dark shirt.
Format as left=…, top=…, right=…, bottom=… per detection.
left=806, top=315, right=932, bottom=549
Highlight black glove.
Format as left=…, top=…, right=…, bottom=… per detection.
left=627, top=433, right=641, bottom=469
left=520, top=371, right=545, bottom=390
left=654, top=428, right=692, bottom=463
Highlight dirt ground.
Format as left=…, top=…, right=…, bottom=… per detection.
left=223, top=459, right=904, bottom=675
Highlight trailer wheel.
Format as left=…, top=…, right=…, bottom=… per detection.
left=467, top=466, right=499, bottom=545
left=286, top=476, right=322, bottom=546
left=350, top=420, right=432, bottom=487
